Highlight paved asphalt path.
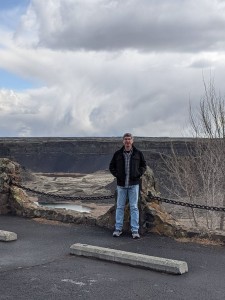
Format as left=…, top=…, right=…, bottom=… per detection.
left=0, top=215, right=224, bottom=300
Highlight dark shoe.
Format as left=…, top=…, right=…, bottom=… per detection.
left=132, top=232, right=140, bottom=239
left=113, top=230, right=122, bottom=237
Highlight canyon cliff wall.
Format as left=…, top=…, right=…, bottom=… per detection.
left=0, top=137, right=194, bottom=193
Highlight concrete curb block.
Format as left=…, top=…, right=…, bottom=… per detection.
left=70, top=243, right=188, bottom=275
left=0, top=230, right=17, bottom=241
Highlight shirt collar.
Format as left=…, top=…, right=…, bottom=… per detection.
left=123, top=147, right=133, bottom=154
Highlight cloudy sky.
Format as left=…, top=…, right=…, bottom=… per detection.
left=0, top=0, right=225, bottom=137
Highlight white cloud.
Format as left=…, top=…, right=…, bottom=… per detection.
left=0, top=0, right=225, bottom=137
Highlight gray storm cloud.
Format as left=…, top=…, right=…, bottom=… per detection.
left=19, top=0, right=225, bottom=52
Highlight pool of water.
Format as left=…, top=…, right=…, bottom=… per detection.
left=35, top=202, right=91, bottom=213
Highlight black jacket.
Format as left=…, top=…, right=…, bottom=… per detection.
left=109, top=146, right=147, bottom=186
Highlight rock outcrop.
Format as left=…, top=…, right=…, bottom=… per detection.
left=0, top=158, right=21, bottom=215
left=1, top=158, right=224, bottom=242
left=0, top=158, right=96, bottom=224
left=0, top=158, right=187, bottom=238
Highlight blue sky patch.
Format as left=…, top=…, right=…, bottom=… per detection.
left=0, top=0, right=30, bottom=10
left=0, top=0, right=30, bottom=31
left=0, top=68, right=40, bottom=90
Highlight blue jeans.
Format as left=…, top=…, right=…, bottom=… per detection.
left=115, top=185, right=139, bottom=233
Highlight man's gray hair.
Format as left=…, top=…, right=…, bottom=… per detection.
left=123, top=133, right=133, bottom=139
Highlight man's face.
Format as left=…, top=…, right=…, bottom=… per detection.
left=123, top=136, right=133, bottom=149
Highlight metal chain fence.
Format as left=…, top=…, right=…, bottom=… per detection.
left=11, top=182, right=225, bottom=212
left=148, top=192, right=225, bottom=212
left=12, top=182, right=115, bottom=201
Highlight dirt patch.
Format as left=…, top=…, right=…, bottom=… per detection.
left=175, top=237, right=224, bottom=246
left=32, top=218, right=71, bottom=226
left=89, top=204, right=113, bottom=218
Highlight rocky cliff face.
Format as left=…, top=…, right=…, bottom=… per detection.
left=0, top=137, right=195, bottom=194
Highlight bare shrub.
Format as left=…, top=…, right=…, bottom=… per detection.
left=162, top=77, right=225, bottom=230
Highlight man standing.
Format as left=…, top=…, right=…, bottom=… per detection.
left=109, top=133, right=147, bottom=239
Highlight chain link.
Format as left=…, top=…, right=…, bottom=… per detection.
left=12, top=181, right=225, bottom=211
left=148, top=193, right=225, bottom=212
left=12, top=182, right=115, bottom=201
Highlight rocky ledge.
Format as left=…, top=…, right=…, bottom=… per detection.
left=0, top=158, right=225, bottom=243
